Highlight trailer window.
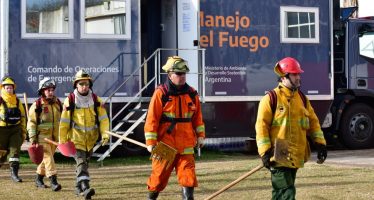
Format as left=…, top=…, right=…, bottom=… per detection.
left=280, top=6, right=319, bottom=43
left=80, top=0, right=131, bottom=40
left=21, top=0, right=74, bottom=39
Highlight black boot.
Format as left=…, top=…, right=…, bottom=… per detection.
left=35, top=174, right=47, bottom=188
left=49, top=175, right=62, bottom=191
left=75, top=182, right=83, bottom=196
left=81, top=180, right=95, bottom=200
left=182, top=187, right=194, bottom=200
left=10, top=161, right=22, bottom=182
left=148, top=191, right=159, bottom=200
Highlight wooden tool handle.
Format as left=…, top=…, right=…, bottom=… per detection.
left=44, top=138, right=59, bottom=146
left=106, top=131, right=147, bottom=148
left=23, top=93, right=29, bottom=118
left=204, top=164, right=264, bottom=200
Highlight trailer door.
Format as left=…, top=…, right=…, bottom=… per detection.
left=160, top=0, right=200, bottom=91
left=177, top=0, right=199, bottom=91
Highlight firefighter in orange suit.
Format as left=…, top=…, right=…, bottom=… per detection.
left=144, top=56, right=205, bottom=200
left=27, top=77, right=61, bottom=191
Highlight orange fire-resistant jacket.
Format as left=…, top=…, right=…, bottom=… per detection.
left=144, top=83, right=205, bottom=155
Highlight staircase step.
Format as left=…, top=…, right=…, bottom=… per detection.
left=129, top=108, right=148, bottom=112
left=92, top=153, right=110, bottom=158
left=117, top=119, right=145, bottom=123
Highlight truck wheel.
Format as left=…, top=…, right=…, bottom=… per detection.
left=340, top=103, right=374, bottom=149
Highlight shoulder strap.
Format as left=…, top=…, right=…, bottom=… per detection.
left=56, top=98, right=63, bottom=112
left=92, top=93, right=100, bottom=127
left=158, top=83, right=169, bottom=107
left=188, top=87, right=198, bottom=105
left=266, top=90, right=277, bottom=114
left=298, top=90, right=307, bottom=109
left=35, top=98, right=43, bottom=125
left=67, top=93, right=75, bottom=129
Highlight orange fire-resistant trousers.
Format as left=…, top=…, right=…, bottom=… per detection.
left=147, top=154, right=198, bottom=192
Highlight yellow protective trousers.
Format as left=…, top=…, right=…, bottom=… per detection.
left=147, top=154, right=197, bottom=192
left=36, top=142, right=57, bottom=177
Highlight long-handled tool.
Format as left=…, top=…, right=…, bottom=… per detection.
left=44, top=138, right=76, bottom=157
left=204, top=163, right=264, bottom=200
left=106, top=131, right=147, bottom=148
left=106, top=131, right=177, bottom=168
left=23, top=93, right=29, bottom=117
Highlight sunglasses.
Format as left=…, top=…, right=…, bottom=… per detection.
left=175, top=72, right=186, bottom=76
left=78, top=82, right=90, bottom=86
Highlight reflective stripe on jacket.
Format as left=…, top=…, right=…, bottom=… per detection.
left=59, top=95, right=109, bottom=151
left=255, top=83, right=326, bottom=168
left=27, top=98, right=61, bottom=142
left=144, top=87, right=205, bottom=154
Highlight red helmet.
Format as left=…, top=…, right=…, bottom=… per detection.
left=274, top=57, right=304, bottom=77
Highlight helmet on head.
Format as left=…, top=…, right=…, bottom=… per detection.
left=38, top=77, right=56, bottom=95
left=162, top=56, right=190, bottom=73
left=274, top=57, right=304, bottom=77
left=0, top=76, right=16, bottom=89
left=73, top=69, right=92, bottom=88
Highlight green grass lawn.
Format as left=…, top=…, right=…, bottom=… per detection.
left=1, top=150, right=373, bottom=200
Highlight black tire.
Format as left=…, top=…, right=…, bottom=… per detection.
left=340, top=103, right=374, bottom=149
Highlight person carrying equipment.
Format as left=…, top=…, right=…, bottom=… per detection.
left=59, top=70, right=109, bottom=200
left=255, top=57, right=327, bottom=200
left=27, top=77, right=62, bottom=191
left=144, top=56, right=205, bottom=200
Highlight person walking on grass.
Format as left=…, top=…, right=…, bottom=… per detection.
left=255, top=57, right=327, bottom=200
left=0, top=76, right=26, bottom=183
left=144, top=56, right=206, bottom=200
left=59, top=70, right=109, bottom=200
left=27, top=77, right=62, bottom=191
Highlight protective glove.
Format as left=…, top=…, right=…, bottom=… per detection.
left=29, top=136, right=38, bottom=145
left=147, top=145, right=155, bottom=153
left=261, top=149, right=273, bottom=169
left=315, top=143, right=327, bottom=164
left=101, top=135, right=110, bottom=146
left=197, top=137, right=205, bottom=148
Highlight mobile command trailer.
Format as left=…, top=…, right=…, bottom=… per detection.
left=199, top=0, right=374, bottom=150
left=1, top=0, right=374, bottom=157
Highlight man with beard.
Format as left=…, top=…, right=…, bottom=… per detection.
left=255, top=57, right=327, bottom=200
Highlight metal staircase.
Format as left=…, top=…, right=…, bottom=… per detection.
left=93, top=48, right=206, bottom=161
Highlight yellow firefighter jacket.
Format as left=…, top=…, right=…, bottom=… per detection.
left=255, top=83, right=326, bottom=168
left=0, top=97, right=26, bottom=139
left=59, top=93, right=109, bottom=151
left=27, top=97, right=61, bottom=143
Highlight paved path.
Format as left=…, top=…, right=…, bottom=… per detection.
left=321, top=149, right=374, bottom=167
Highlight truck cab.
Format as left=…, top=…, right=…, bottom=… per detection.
left=331, top=15, right=374, bottom=149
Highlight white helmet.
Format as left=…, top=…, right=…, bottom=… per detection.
left=38, top=77, right=56, bottom=95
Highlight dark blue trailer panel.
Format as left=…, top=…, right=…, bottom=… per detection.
left=8, top=0, right=140, bottom=98
left=200, top=0, right=332, bottom=99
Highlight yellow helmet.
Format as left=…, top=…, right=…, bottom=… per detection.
left=0, top=76, right=16, bottom=89
left=162, top=56, right=190, bottom=73
left=73, top=69, right=92, bottom=88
